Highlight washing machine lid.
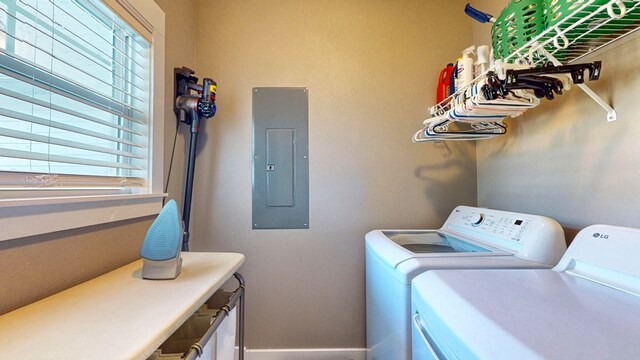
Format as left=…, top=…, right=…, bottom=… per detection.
left=365, top=229, right=506, bottom=269
left=412, top=270, right=640, bottom=359
left=383, top=231, right=493, bottom=254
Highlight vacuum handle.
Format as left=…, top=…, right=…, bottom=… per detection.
left=201, top=78, right=217, bottom=100
left=465, top=3, right=495, bottom=24
left=196, top=78, right=217, bottom=119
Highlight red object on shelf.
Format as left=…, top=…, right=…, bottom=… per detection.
left=436, top=63, right=454, bottom=103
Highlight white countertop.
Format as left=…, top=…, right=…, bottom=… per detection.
left=0, top=252, right=244, bottom=360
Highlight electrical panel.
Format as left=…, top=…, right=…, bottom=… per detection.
left=252, top=87, right=309, bottom=229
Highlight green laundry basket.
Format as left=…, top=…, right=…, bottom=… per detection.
left=545, top=0, right=607, bottom=26
left=545, top=0, right=639, bottom=45
left=492, top=0, right=547, bottom=61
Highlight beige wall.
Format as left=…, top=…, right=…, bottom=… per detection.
left=0, top=0, right=196, bottom=315
left=192, top=0, right=476, bottom=348
left=155, top=0, right=197, bottom=210
left=475, top=2, right=640, bottom=239
left=0, top=218, right=152, bottom=314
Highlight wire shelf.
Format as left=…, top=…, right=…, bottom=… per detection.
left=428, top=0, right=640, bottom=118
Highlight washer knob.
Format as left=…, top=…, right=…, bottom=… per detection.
left=471, top=213, right=485, bottom=226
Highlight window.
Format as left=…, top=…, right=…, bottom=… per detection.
left=0, top=0, right=165, bottom=241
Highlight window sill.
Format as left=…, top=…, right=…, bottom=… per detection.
left=0, top=193, right=166, bottom=242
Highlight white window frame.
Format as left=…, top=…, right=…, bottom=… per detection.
left=0, top=0, right=165, bottom=241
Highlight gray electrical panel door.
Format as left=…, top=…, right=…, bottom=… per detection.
left=252, top=87, right=309, bottom=229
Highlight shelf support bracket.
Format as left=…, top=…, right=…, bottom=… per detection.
left=574, top=84, right=617, bottom=122
left=536, top=44, right=617, bottom=122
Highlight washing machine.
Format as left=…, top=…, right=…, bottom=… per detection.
left=411, top=224, right=640, bottom=359
left=365, top=205, right=567, bottom=360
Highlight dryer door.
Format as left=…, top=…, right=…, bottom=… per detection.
left=411, top=313, right=442, bottom=360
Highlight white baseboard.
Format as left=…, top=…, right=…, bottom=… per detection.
left=234, top=348, right=366, bottom=360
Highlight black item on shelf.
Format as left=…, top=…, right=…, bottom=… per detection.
left=505, top=61, right=602, bottom=85
left=481, top=61, right=601, bottom=101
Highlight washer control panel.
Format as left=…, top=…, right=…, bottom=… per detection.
left=441, top=205, right=565, bottom=264
left=445, top=207, right=534, bottom=245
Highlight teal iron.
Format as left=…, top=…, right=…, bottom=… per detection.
left=140, top=199, right=183, bottom=279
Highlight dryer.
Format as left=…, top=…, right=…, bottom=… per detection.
left=365, top=205, right=567, bottom=360
left=411, top=224, right=640, bottom=359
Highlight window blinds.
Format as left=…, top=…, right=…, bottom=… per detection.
left=0, top=0, right=150, bottom=190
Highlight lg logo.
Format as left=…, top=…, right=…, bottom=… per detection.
left=593, top=233, right=609, bottom=239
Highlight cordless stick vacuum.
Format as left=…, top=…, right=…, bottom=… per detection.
left=174, top=67, right=218, bottom=252
left=140, top=68, right=217, bottom=279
